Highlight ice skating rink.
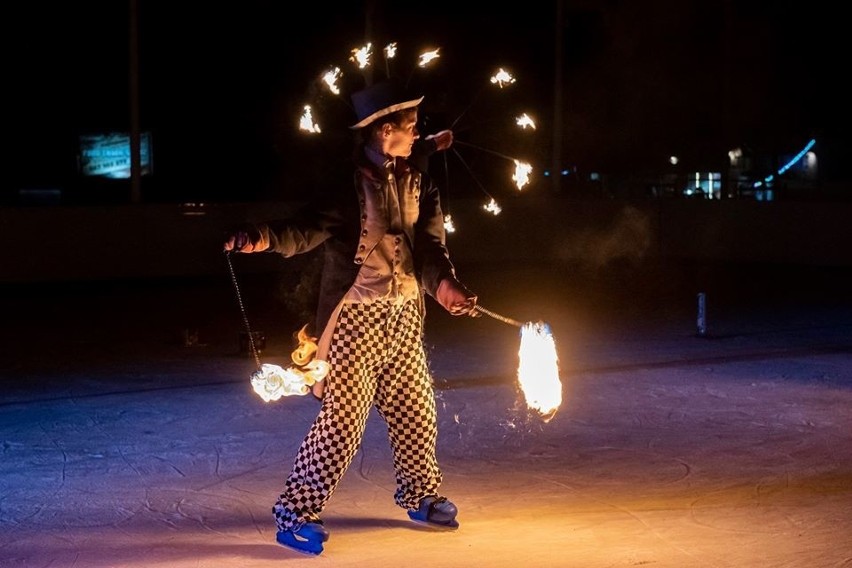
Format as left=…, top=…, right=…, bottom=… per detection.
left=2, top=263, right=850, bottom=567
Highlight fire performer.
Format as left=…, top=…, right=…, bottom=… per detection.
left=223, top=80, right=479, bottom=555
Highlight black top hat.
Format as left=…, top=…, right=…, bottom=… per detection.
left=350, top=81, right=424, bottom=129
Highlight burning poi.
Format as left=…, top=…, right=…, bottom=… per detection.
left=475, top=306, right=563, bottom=421
left=250, top=325, right=331, bottom=402
left=517, top=321, right=562, bottom=421
left=225, top=251, right=330, bottom=401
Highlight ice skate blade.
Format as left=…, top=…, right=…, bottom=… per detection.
left=407, top=515, right=460, bottom=531
left=276, top=540, right=323, bottom=556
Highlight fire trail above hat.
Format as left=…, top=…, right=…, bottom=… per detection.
left=350, top=81, right=424, bottom=129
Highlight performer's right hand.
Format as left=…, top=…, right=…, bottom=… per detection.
left=223, top=224, right=265, bottom=253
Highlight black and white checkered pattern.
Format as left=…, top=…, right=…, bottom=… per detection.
left=272, top=300, right=442, bottom=531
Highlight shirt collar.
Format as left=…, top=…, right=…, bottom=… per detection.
left=364, top=144, right=393, bottom=170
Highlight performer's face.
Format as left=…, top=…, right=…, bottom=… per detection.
left=385, top=110, right=420, bottom=158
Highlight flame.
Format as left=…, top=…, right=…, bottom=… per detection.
left=516, top=113, right=536, bottom=129
left=512, top=160, right=532, bottom=190
left=321, top=67, right=342, bottom=95
left=418, top=48, right=440, bottom=67
left=517, top=321, right=561, bottom=421
left=443, top=214, right=456, bottom=233
left=483, top=198, right=502, bottom=215
left=490, top=68, right=516, bottom=88
left=384, top=42, right=397, bottom=59
left=252, top=364, right=309, bottom=400
left=299, top=105, right=321, bottom=134
left=291, top=324, right=318, bottom=365
left=350, top=43, right=372, bottom=69
left=250, top=324, right=330, bottom=402
left=251, top=360, right=330, bottom=402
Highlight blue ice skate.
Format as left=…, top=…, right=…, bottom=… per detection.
left=407, top=496, right=459, bottom=529
left=276, top=521, right=330, bottom=555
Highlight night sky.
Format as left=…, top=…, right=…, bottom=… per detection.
left=5, top=0, right=847, bottom=203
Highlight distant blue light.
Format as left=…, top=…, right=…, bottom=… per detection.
left=777, top=138, right=816, bottom=175
left=753, top=138, right=815, bottom=187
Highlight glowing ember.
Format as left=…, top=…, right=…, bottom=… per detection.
left=321, top=67, right=342, bottom=95
left=512, top=160, right=532, bottom=190
left=517, top=321, right=562, bottom=421
left=384, top=42, right=397, bottom=59
left=490, top=68, right=516, bottom=88
left=299, top=105, right=321, bottom=134
left=350, top=43, right=372, bottom=69
left=443, top=214, right=456, bottom=233
left=483, top=198, right=502, bottom=215
left=516, top=113, right=536, bottom=129
left=418, top=48, right=440, bottom=67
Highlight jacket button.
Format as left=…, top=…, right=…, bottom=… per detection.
left=354, top=257, right=363, bottom=264
left=361, top=229, right=368, bottom=236
left=359, top=244, right=366, bottom=250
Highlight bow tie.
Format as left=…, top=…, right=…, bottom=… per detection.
left=384, top=159, right=409, bottom=177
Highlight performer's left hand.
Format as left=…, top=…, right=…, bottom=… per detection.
left=436, top=277, right=480, bottom=317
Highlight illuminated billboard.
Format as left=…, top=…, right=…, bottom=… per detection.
left=78, top=132, right=153, bottom=179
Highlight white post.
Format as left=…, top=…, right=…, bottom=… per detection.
left=696, top=292, right=707, bottom=337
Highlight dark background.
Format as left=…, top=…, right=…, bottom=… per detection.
left=5, top=0, right=847, bottom=204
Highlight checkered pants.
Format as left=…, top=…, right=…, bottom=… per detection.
left=272, top=299, right=442, bottom=531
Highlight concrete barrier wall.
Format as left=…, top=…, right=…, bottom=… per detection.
left=1, top=197, right=849, bottom=284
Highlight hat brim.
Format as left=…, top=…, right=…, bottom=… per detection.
left=349, top=96, right=424, bottom=129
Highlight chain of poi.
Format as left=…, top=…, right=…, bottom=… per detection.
left=474, top=304, right=523, bottom=327
left=224, top=251, right=262, bottom=370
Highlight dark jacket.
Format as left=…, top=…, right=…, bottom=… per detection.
left=255, top=145, right=458, bottom=334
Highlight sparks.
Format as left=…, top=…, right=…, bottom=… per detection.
left=418, top=48, right=441, bottom=67
left=516, top=113, right=536, bottom=129
left=321, top=67, right=342, bottom=95
left=490, top=68, right=516, bottom=88
left=512, top=160, right=532, bottom=190
left=443, top=214, right=456, bottom=233
left=384, top=42, right=397, bottom=60
left=517, top=321, right=562, bottom=421
left=350, top=43, right=372, bottom=69
left=483, top=198, right=502, bottom=215
left=299, top=105, right=321, bottom=134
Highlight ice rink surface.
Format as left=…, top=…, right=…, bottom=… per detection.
left=2, top=262, right=850, bottom=567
